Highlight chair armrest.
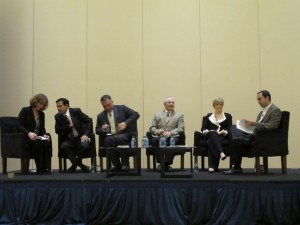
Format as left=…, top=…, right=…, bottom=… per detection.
left=1, top=133, right=26, bottom=158
left=194, top=131, right=206, bottom=147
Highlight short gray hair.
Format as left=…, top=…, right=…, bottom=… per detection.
left=212, top=97, right=224, bottom=106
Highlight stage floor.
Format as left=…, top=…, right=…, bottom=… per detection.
left=1, top=168, right=300, bottom=225
left=2, top=168, right=300, bottom=182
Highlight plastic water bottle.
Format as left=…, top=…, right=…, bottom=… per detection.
left=159, top=136, right=166, bottom=148
left=91, top=163, right=96, bottom=173
left=194, top=162, right=199, bottom=173
left=145, top=136, right=149, bottom=148
left=131, top=136, right=136, bottom=148
left=142, top=136, right=149, bottom=148
left=170, top=136, right=175, bottom=147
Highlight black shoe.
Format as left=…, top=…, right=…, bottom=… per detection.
left=165, top=165, right=172, bottom=172
left=110, top=166, right=121, bottom=172
left=79, top=164, right=90, bottom=173
left=121, top=165, right=130, bottom=172
left=223, top=167, right=243, bottom=175
left=67, top=164, right=77, bottom=173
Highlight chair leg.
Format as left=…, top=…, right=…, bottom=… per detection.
left=229, top=156, right=233, bottom=169
left=180, top=154, right=184, bottom=170
left=201, top=156, right=205, bottom=170
left=100, top=157, right=103, bottom=172
left=91, top=157, right=97, bottom=170
left=2, top=157, right=7, bottom=174
left=147, top=155, right=150, bottom=170
left=63, top=158, right=67, bottom=171
left=152, top=155, right=156, bottom=171
left=23, top=159, right=30, bottom=174
left=59, top=158, right=63, bottom=173
left=263, top=157, right=268, bottom=174
left=255, top=157, right=261, bottom=175
left=281, top=155, right=287, bottom=174
left=133, top=156, right=137, bottom=170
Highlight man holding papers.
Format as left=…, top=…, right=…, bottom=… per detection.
left=223, top=90, right=281, bottom=175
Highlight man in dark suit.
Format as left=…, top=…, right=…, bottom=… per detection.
left=223, top=90, right=282, bottom=175
left=95, top=95, right=140, bottom=172
left=55, top=98, right=91, bottom=173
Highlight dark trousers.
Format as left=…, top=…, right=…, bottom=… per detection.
left=229, top=125, right=254, bottom=168
left=28, top=139, right=51, bottom=172
left=60, top=138, right=90, bottom=166
left=206, top=132, right=225, bottom=170
left=104, top=134, right=130, bottom=168
left=150, top=136, right=179, bottom=165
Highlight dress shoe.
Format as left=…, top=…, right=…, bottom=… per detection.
left=67, top=164, right=77, bottom=173
left=222, top=167, right=243, bottom=175
left=220, top=152, right=226, bottom=160
left=110, top=166, right=121, bottom=172
left=156, top=164, right=161, bottom=171
left=79, top=164, right=90, bottom=173
left=165, top=165, right=172, bottom=172
left=208, top=168, right=214, bottom=173
left=121, top=165, right=130, bottom=172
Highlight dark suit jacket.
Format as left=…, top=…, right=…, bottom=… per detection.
left=95, top=105, right=139, bottom=139
left=55, top=108, right=92, bottom=141
left=17, top=106, right=47, bottom=136
left=202, top=113, right=232, bottom=133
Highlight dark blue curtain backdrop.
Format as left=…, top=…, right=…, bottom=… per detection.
left=0, top=181, right=300, bottom=225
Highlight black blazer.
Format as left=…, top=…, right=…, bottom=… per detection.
left=17, top=106, right=47, bottom=136
left=95, top=104, right=139, bottom=139
left=54, top=108, right=92, bottom=141
left=201, top=113, right=232, bottom=132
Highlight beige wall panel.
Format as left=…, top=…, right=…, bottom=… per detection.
left=259, top=0, right=300, bottom=168
left=200, top=0, right=261, bottom=168
left=34, top=0, right=87, bottom=169
left=87, top=0, right=143, bottom=165
left=0, top=1, right=33, bottom=116
left=0, top=0, right=33, bottom=172
left=143, top=0, right=201, bottom=155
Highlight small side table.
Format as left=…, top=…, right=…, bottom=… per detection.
left=160, top=146, right=193, bottom=178
left=106, top=147, right=141, bottom=178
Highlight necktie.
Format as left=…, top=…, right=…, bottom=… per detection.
left=108, top=113, right=116, bottom=134
left=64, top=115, right=75, bottom=140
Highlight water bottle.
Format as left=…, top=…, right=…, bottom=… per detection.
left=194, top=162, right=199, bottom=173
left=91, top=163, right=95, bottom=173
left=142, top=135, right=149, bottom=148
left=131, top=136, right=136, bottom=148
left=145, top=136, right=149, bottom=148
left=159, top=136, right=166, bottom=148
left=170, top=136, right=175, bottom=147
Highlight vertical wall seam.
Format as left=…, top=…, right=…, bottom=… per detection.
left=257, top=0, right=262, bottom=89
left=32, top=0, right=35, bottom=95
left=199, top=0, right=203, bottom=117
left=86, top=0, right=89, bottom=111
left=142, top=0, right=145, bottom=135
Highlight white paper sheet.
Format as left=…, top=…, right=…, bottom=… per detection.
left=236, top=119, right=255, bottom=134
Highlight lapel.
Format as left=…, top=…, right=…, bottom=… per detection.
left=261, top=104, right=274, bottom=122
left=113, top=106, right=118, bottom=123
